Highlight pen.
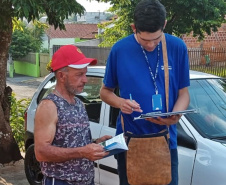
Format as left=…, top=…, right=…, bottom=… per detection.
left=129, top=93, right=134, bottom=112
left=129, top=93, right=133, bottom=102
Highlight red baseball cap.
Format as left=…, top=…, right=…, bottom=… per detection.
left=51, top=45, right=97, bottom=72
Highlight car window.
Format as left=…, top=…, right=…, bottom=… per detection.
left=79, top=76, right=102, bottom=123
left=186, top=78, right=226, bottom=139
left=37, top=75, right=103, bottom=123
left=37, top=76, right=56, bottom=103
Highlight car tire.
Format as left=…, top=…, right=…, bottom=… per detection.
left=24, top=144, right=43, bottom=185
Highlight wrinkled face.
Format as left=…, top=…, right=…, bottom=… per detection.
left=63, top=67, right=88, bottom=96
left=135, top=30, right=163, bottom=52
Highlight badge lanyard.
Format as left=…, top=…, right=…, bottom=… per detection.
left=140, top=44, right=160, bottom=95
left=140, top=44, right=162, bottom=111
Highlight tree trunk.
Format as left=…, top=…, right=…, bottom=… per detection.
left=0, top=1, right=23, bottom=164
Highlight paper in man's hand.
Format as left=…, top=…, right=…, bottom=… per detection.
left=99, top=133, right=128, bottom=158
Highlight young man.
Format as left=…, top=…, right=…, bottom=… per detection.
left=34, top=45, right=111, bottom=185
left=100, top=0, right=190, bottom=184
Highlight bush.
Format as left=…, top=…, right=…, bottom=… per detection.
left=40, top=48, right=49, bottom=53
left=10, top=92, right=31, bottom=152
left=9, top=21, right=47, bottom=59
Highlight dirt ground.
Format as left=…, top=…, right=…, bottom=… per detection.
left=0, top=154, right=29, bottom=185
left=0, top=74, right=44, bottom=185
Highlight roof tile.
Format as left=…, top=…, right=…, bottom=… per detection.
left=46, top=23, right=98, bottom=39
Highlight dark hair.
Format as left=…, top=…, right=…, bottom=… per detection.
left=134, top=0, right=166, bottom=33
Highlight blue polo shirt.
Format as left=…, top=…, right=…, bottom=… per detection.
left=103, top=33, right=190, bottom=149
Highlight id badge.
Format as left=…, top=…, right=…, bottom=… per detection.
left=152, top=94, right=162, bottom=111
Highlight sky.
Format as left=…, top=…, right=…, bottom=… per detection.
left=76, top=0, right=112, bottom=12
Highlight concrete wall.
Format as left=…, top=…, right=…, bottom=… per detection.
left=40, top=53, right=50, bottom=77
left=52, top=45, right=111, bottom=66
left=75, top=39, right=100, bottom=46
left=42, top=37, right=76, bottom=49
left=14, top=53, right=40, bottom=77
left=13, top=53, right=50, bottom=77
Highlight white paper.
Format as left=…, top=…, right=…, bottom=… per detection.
left=100, top=133, right=128, bottom=151
left=134, top=109, right=198, bottom=120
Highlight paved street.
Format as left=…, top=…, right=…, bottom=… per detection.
left=6, top=73, right=45, bottom=100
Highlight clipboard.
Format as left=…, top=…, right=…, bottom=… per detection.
left=134, top=109, right=198, bottom=120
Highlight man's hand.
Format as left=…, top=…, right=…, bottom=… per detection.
left=82, top=143, right=109, bottom=161
left=95, top=135, right=112, bottom=144
left=120, top=99, right=143, bottom=114
left=145, top=114, right=182, bottom=126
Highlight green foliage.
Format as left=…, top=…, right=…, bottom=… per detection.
left=10, top=93, right=31, bottom=152
left=10, top=30, right=37, bottom=59
left=10, top=0, right=85, bottom=30
left=98, top=0, right=226, bottom=47
left=12, top=17, right=24, bottom=31
left=4, top=0, right=87, bottom=58
left=1, top=0, right=85, bottom=32
left=105, top=13, right=114, bottom=20
left=9, top=20, right=47, bottom=59
left=162, top=0, right=226, bottom=39
left=40, top=48, right=50, bottom=53
left=97, top=0, right=135, bottom=47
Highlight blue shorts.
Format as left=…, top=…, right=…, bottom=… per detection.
left=116, top=148, right=178, bottom=185
left=42, top=176, right=95, bottom=185
left=43, top=176, right=71, bottom=185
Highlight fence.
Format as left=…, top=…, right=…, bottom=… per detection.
left=12, top=46, right=226, bottom=78
left=188, top=48, right=226, bottom=77
left=52, top=46, right=226, bottom=77
left=52, top=45, right=111, bottom=66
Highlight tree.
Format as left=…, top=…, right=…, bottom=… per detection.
left=10, top=21, right=48, bottom=59
left=97, top=0, right=226, bottom=47
left=0, top=0, right=85, bottom=164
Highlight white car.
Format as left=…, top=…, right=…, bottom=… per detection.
left=24, top=66, right=226, bottom=185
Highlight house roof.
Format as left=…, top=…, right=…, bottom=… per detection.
left=46, top=23, right=98, bottom=39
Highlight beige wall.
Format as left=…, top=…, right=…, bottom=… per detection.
left=40, top=53, right=50, bottom=77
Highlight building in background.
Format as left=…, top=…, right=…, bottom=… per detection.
left=42, top=23, right=99, bottom=54
left=76, top=12, right=112, bottom=24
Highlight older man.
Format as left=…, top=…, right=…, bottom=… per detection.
left=35, top=45, right=111, bottom=185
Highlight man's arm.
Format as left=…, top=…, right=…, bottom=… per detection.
left=172, top=87, right=190, bottom=112
left=146, top=87, right=190, bottom=126
left=100, top=85, right=142, bottom=114
left=34, top=100, right=108, bottom=162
